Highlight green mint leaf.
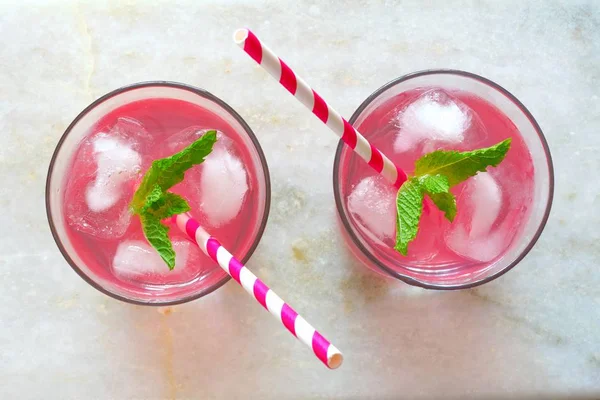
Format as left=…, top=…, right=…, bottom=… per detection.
left=414, top=138, right=511, bottom=187
left=140, top=212, right=176, bottom=270
left=144, top=184, right=163, bottom=206
left=130, top=131, right=217, bottom=269
left=427, top=192, right=457, bottom=222
left=131, top=130, right=217, bottom=213
left=419, top=174, right=450, bottom=194
left=419, top=174, right=457, bottom=222
left=394, top=178, right=424, bottom=256
left=143, top=191, right=191, bottom=220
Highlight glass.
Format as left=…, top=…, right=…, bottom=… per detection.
left=333, top=70, right=553, bottom=289
left=46, top=82, right=271, bottom=304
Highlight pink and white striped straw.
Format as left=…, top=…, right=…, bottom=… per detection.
left=233, top=28, right=408, bottom=189
left=173, top=213, right=343, bottom=369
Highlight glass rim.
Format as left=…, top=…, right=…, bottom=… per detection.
left=46, top=81, right=272, bottom=305
left=332, top=69, right=555, bottom=290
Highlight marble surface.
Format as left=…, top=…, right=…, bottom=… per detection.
left=1, top=0, right=599, bottom=398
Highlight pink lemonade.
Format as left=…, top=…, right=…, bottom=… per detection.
left=337, top=86, right=537, bottom=286
left=62, top=96, right=265, bottom=297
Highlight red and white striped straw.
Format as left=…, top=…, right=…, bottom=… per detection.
left=173, top=213, right=343, bottom=369
left=233, top=28, right=408, bottom=189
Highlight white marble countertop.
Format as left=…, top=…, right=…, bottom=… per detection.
left=1, top=1, right=599, bottom=399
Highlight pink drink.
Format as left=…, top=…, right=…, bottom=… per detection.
left=334, top=72, right=553, bottom=288
left=47, top=83, right=270, bottom=303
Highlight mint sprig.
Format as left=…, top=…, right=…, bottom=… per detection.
left=131, top=130, right=217, bottom=213
left=394, top=138, right=511, bottom=256
left=130, top=130, right=217, bottom=269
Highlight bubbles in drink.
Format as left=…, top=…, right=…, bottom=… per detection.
left=199, top=145, right=249, bottom=227
left=66, top=118, right=150, bottom=239
left=112, top=239, right=202, bottom=284
left=347, top=176, right=396, bottom=245
left=394, top=89, right=487, bottom=153
left=445, top=172, right=509, bottom=262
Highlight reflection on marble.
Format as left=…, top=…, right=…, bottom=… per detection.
left=0, top=0, right=599, bottom=398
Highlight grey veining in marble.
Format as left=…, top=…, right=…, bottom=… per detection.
left=0, top=0, right=599, bottom=399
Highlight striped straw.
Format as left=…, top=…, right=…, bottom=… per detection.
left=173, top=213, right=343, bottom=369
left=233, top=28, right=408, bottom=189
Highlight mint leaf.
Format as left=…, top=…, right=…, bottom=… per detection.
left=144, top=184, right=163, bottom=206
left=419, top=174, right=450, bottom=194
left=428, top=192, right=457, bottom=222
left=394, top=178, right=424, bottom=256
left=143, top=191, right=191, bottom=219
left=419, top=174, right=457, bottom=222
left=148, top=192, right=191, bottom=219
left=414, top=138, right=511, bottom=186
left=131, top=130, right=217, bottom=213
left=130, top=131, right=217, bottom=269
left=394, top=139, right=511, bottom=255
left=140, top=212, right=175, bottom=269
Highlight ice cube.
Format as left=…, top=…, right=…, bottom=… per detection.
left=394, top=89, right=476, bottom=153
left=66, top=118, right=149, bottom=239
left=444, top=226, right=509, bottom=263
left=66, top=185, right=133, bottom=239
left=199, top=146, right=249, bottom=227
left=467, top=172, right=502, bottom=237
left=445, top=172, right=506, bottom=262
left=112, top=239, right=202, bottom=284
left=85, top=135, right=142, bottom=212
left=110, top=117, right=152, bottom=145
left=347, top=176, right=396, bottom=243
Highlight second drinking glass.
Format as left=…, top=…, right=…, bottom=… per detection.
left=334, top=70, right=553, bottom=289
left=47, top=82, right=271, bottom=305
